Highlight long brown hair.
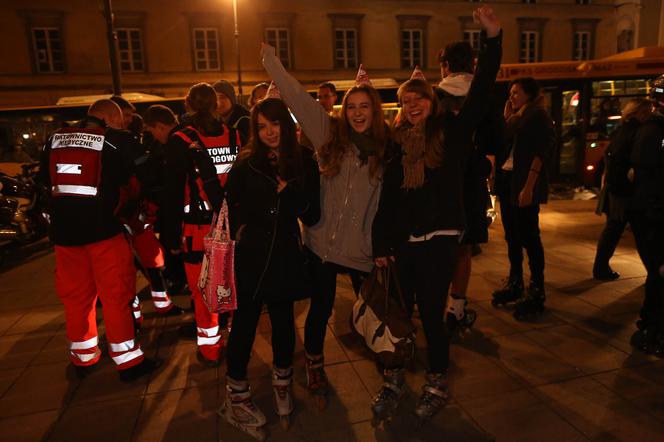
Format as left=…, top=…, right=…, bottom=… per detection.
left=318, top=85, right=386, bottom=179
left=241, top=98, right=303, bottom=182
left=394, top=79, right=443, bottom=170
left=186, top=83, right=219, bottom=135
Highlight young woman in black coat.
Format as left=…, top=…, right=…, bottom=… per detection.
left=491, top=77, right=555, bottom=319
left=371, top=6, right=502, bottom=427
left=220, top=98, right=320, bottom=437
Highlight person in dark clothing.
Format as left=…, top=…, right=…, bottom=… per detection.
left=213, top=79, right=250, bottom=145
left=371, top=6, right=502, bottom=426
left=491, top=77, right=555, bottom=320
left=627, top=77, right=664, bottom=355
left=593, top=98, right=652, bottom=280
left=436, top=40, right=505, bottom=333
left=220, top=98, right=320, bottom=435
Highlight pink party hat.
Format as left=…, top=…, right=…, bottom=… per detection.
left=265, top=81, right=281, bottom=99
left=355, top=64, right=372, bottom=87
left=410, top=65, right=426, bottom=81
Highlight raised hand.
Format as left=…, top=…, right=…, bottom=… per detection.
left=260, top=42, right=276, bottom=60
left=473, top=6, right=501, bottom=38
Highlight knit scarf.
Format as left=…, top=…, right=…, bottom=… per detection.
left=349, top=129, right=380, bottom=165
left=397, top=121, right=442, bottom=189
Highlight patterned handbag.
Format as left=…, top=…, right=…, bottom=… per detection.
left=198, top=200, right=237, bottom=313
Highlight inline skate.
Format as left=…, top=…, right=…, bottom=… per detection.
left=513, top=284, right=545, bottom=320
left=305, top=354, right=328, bottom=411
left=414, top=372, right=449, bottom=428
left=491, top=278, right=524, bottom=307
left=371, top=368, right=405, bottom=427
left=219, top=377, right=267, bottom=441
left=446, top=294, right=477, bottom=335
left=272, top=366, right=295, bottom=430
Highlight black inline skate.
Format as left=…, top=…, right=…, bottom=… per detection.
left=513, top=284, right=545, bottom=320
left=414, top=372, right=449, bottom=428
left=446, top=294, right=477, bottom=335
left=371, top=368, right=405, bottom=427
left=491, top=278, right=524, bottom=307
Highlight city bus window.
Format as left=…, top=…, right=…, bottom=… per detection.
left=560, top=90, right=581, bottom=175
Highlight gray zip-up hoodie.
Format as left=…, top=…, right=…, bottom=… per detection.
left=262, top=46, right=380, bottom=272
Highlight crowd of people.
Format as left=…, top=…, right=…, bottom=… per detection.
left=36, top=5, right=663, bottom=440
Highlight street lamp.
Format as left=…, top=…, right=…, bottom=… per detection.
left=232, top=0, right=243, bottom=101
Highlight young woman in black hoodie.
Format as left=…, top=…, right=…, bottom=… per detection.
left=371, top=6, right=502, bottom=427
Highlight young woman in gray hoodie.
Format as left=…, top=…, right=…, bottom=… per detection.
left=262, top=44, right=393, bottom=409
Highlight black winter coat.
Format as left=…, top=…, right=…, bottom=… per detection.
left=225, top=146, right=320, bottom=302
left=372, top=33, right=502, bottom=258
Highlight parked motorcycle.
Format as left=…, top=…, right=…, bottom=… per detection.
left=0, top=162, right=50, bottom=249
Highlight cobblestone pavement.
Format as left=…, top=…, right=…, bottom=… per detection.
left=0, top=200, right=662, bottom=442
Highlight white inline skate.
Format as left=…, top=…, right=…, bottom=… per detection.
left=219, top=377, right=267, bottom=441
left=272, top=366, right=294, bottom=430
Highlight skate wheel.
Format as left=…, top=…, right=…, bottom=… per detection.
left=279, top=415, right=291, bottom=431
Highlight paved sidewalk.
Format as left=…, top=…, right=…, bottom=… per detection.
left=0, top=200, right=662, bottom=442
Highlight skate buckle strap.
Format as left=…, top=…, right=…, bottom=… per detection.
left=382, top=381, right=402, bottom=395
left=423, top=385, right=448, bottom=400
left=273, top=378, right=291, bottom=387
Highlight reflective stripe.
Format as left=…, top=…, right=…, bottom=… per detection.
left=56, top=163, right=82, bottom=175
left=133, top=310, right=141, bottom=319
left=71, top=350, right=99, bottom=363
left=197, top=326, right=220, bottom=337
left=112, top=347, right=144, bottom=365
left=198, top=335, right=221, bottom=346
left=132, top=297, right=140, bottom=308
left=184, top=200, right=211, bottom=213
left=109, top=339, right=136, bottom=353
left=70, top=336, right=98, bottom=350
left=53, top=184, right=98, bottom=196
left=153, top=300, right=172, bottom=309
left=151, top=291, right=168, bottom=299
left=215, top=164, right=232, bottom=174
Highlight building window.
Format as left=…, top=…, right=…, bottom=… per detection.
left=520, top=31, right=539, bottom=63
left=117, top=28, right=144, bottom=72
left=31, top=27, right=64, bottom=73
left=577, top=0, right=591, bottom=4
left=192, top=28, right=220, bottom=71
left=523, top=0, right=537, bottom=3
left=265, top=28, right=291, bottom=69
left=573, top=31, right=591, bottom=60
left=401, top=29, right=423, bottom=68
left=335, top=28, right=357, bottom=69
left=463, top=30, right=482, bottom=52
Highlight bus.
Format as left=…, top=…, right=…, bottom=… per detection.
left=496, top=46, right=664, bottom=187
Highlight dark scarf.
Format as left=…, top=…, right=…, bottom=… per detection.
left=397, top=121, right=442, bottom=190
left=349, top=129, right=379, bottom=165
left=504, top=95, right=547, bottom=134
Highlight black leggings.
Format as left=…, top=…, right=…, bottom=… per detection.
left=304, top=247, right=367, bottom=356
left=226, top=295, right=295, bottom=380
left=593, top=216, right=627, bottom=273
left=394, top=235, right=459, bottom=373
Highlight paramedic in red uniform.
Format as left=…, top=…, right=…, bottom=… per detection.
left=161, top=83, right=239, bottom=366
left=39, top=99, right=159, bottom=382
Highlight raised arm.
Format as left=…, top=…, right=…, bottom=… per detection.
left=456, top=7, right=503, bottom=130
left=261, top=44, right=330, bottom=150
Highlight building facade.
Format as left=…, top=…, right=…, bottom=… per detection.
left=0, top=0, right=657, bottom=108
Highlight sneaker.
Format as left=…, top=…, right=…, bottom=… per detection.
left=593, top=268, right=620, bottom=281
left=197, top=349, right=220, bottom=368
left=119, top=358, right=162, bottom=383
left=68, top=363, right=97, bottom=380
left=160, top=304, right=185, bottom=317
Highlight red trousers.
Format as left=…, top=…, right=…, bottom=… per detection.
left=55, top=234, right=144, bottom=370
left=183, top=223, right=221, bottom=361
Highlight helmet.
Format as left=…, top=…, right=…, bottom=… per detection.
left=649, top=74, right=664, bottom=104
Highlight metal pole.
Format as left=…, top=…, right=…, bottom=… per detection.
left=233, top=0, right=243, bottom=100
left=103, top=0, right=122, bottom=95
